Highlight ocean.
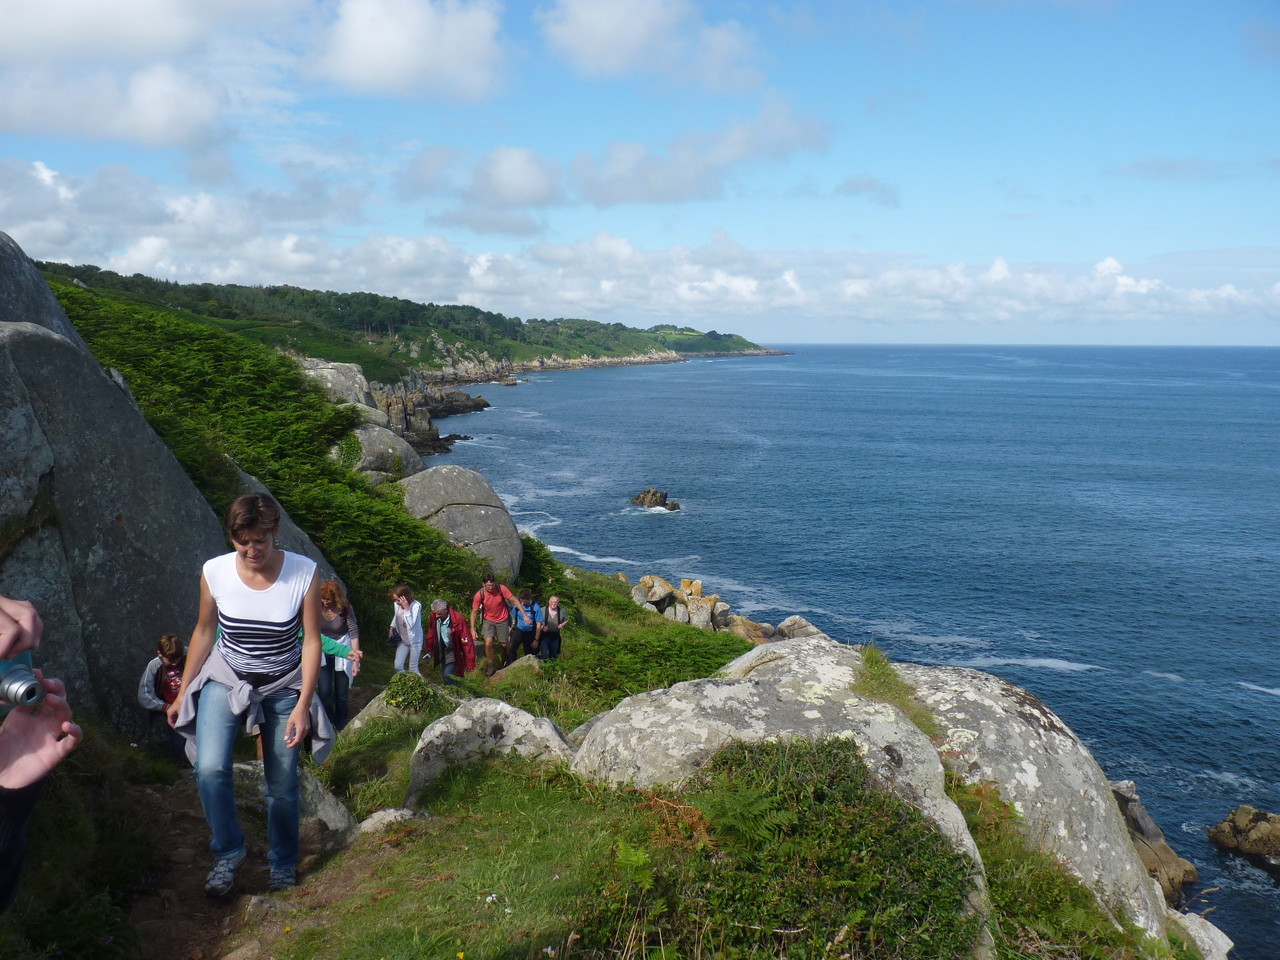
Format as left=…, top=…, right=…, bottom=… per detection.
left=440, top=344, right=1279, bottom=957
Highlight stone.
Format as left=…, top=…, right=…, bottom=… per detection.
left=896, top=662, right=1168, bottom=937
left=631, top=488, right=680, bottom=510
left=724, top=614, right=771, bottom=643
left=0, top=233, right=227, bottom=739
left=404, top=698, right=574, bottom=806
left=341, top=422, right=427, bottom=481
left=684, top=594, right=720, bottom=630
left=398, top=465, right=522, bottom=578
left=640, top=574, right=675, bottom=605
left=1112, top=780, right=1198, bottom=906
left=233, top=762, right=358, bottom=856
left=296, top=357, right=375, bottom=407
left=358, top=808, right=425, bottom=834
left=774, top=615, right=828, bottom=639
left=1208, top=804, right=1280, bottom=864
left=1165, top=908, right=1233, bottom=960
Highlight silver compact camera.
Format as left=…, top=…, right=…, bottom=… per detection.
left=0, top=652, right=44, bottom=711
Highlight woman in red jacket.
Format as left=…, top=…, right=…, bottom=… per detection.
left=424, top=599, right=476, bottom=686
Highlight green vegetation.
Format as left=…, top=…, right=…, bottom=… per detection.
left=853, top=644, right=942, bottom=738
left=577, top=737, right=982, bottom=959
left=950, top=777, right=1200, bottom=960
left=0, top=720, right=176, bottom=960
left=1, top=279, right=1197, bottom=960
left=38, top=263, right=770, bottom=382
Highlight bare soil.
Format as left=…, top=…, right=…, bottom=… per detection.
left=128, top=685, right=382, bottom=960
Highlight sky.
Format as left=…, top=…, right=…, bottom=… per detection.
left=1, top=0, right=1278, bottom=346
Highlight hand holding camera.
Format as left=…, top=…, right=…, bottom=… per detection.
left=0, top=595, right=81, bottom=789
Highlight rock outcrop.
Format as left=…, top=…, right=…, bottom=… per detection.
left=894, top=662, right=1168, bottom=937
left=1, top=234, right=226, bottom=736
left=627, top=574, right=771, bottom=640
left=1209, top=805, right=1280, bottom=867
left=0, top=231, right=336, bottom=742
left=341, top=422, right=428, bottom=483
left=398, top=465, right=522, bottom=578
left=631, top=488, right=680, bottom=510
left=1112, top=779, right=1199, bottom=906
left=404, top=698, right=573, bottom=806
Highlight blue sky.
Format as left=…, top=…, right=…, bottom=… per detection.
left=1, top=0, right=1277, bottom=345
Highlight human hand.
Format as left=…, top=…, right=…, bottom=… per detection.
left=0, top=675, right=82, bottom=789
left=284, top=701, right=311, bottom=748
left=0, top=596, right=42, bottom=661
left=347, top=648, right=363, bottom=662
left=166, top=693, right=183, bottom=728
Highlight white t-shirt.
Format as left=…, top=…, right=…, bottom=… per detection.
left=203, top=550, right=316, bottom=680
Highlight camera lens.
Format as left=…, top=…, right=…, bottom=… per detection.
left=0, top=665, right=44, bottom=707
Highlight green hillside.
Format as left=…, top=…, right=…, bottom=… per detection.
left=37, top=262, right=768, bottom=383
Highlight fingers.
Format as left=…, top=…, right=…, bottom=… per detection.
left=0, top=596, right=42, bottom=659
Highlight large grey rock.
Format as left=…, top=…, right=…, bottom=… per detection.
left=234, top=762, right=358, bottom=856
left=398, top=465, right=521, bottom=578
left=1166, top=908, right=1233, bottom=960
left=342, top=422, right=426, bottom=482
left=297, top=357, right=375, bottom=407
left=405, top=698, right=573, bottom=806
left=573, top=639, right=979, bottom=870
left=0, top=308, right=225, bottom=735
left=896, top=662, right=1169, bottom=938
left=0, top=233, right=89, bottom=349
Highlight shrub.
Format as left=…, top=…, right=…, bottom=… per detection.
left=574, top=737, right=981, bottom=959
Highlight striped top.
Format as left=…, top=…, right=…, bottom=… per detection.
left=202, top=550, right=316, bottom=682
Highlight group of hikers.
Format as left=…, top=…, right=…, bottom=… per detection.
left=125, top=491, right=570, bottom=900
left=389, top=573, right=569, bottom=683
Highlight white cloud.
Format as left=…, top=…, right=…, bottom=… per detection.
left=0, top=64, right=227, bottom=147
left=315, top=0, right=503, bottom=100
left=538, top=0, right=762, bottom=91
left=468, top=146, right=563, bottom=207
left=574, top=97, right=828, bottom=205
left=6, top=156, right=1277, bottom=345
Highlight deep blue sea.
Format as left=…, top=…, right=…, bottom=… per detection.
left=440, top=344, right=1280, bottom=957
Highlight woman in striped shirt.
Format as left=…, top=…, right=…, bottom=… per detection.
left=168, top=493, right=329, bottom=898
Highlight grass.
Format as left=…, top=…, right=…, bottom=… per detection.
left=853, top=644, right=942, bottom=738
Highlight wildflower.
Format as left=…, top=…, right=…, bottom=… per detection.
left=458, top=953, right=465, bottom=959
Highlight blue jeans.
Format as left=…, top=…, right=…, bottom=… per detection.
left=440, top=658, right=460, bottom=686
left=317, top=658, right=352, bottom=730
left=194, top=680, right=301, bottom=869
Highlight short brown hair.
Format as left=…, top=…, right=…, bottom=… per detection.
left=224, top=493, right=281, bottom=541
left=158, top=634, right=183, bottom=661
left=391, top=584, right=415, bottom=602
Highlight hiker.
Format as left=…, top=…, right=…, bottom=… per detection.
left=317, top=580, right=362, bottom=731
left=0, top=595, right=82, bottom=913
left=470, top=573, right=514, bottom=676
left=168, top=492, right=332, bottom=897
left=424, top=599, right=476, bottom=686
left=506, top=588, right=543, bottom=666
left=388, top=585, right=423, bottom=675
left=539, top=595, right=569, bottom=661
left=137, top=633, right=187, bottom=757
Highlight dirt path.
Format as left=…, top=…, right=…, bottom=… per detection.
left=128, top=686, right=382, bottom=960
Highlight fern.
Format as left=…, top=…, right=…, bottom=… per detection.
left=692, top=782, right=798, bottom=855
